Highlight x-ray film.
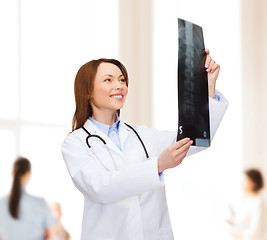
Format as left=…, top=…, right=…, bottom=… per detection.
left=176, top=18, right=210, bottom=147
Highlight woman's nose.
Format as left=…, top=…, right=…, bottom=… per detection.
left=114, top=81, right=122, bottom=90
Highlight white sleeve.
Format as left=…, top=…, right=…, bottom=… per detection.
left=187, top=90, right=229, bottom=156
left=133, top=90, right=228, bottom=158
left=61, top=135, right=164, bottom=204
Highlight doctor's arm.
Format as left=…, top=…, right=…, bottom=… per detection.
left=157, top=91, right=228, bottom=173
left=188, top=50, right=228, bottom=155
left=62, top=135, right=164, bottom=204
left=189, top=49, right=228, bottom=150
left=157, top=50, right=228, bottom=171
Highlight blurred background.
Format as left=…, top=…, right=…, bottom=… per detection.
left=0, top=0, right=266, bottom=239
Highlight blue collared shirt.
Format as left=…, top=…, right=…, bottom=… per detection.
left=215, top=94, right=221, bottom=101
left=89, top=115, right=122, bottom=151
left=0, top=188, right=55, bottom=240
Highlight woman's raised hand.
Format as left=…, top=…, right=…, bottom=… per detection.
left=158, top=138, right=193, bottom=173
left=205, top=49, right=220, bottom=99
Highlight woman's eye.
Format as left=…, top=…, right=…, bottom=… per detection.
left=104, top=79, right=111, bottom=82
left=119, top=79, right=126, bottom=83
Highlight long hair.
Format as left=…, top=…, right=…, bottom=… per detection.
left=72, top=58, right=129, bottom=131
left=244, top=168, right=264, bottom=192
left=9, top=157, right=31, bottom=219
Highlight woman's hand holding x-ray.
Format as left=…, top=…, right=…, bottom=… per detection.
left=158, top=138, right=193, bottom=173
left=158, top=49, right=221, bottom=172
left=205, top=49, right=220, bottom=99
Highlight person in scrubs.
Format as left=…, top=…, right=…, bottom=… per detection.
left=227, top=169, right=266, bottom=240
left=61, top=51, right=228, bottom=240
left=0, top=157, right=55, bottom=240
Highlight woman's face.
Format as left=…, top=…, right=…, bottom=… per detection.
left=242, top=174, right=255, bottom=193
left=91, top=62, right=128, bottom=114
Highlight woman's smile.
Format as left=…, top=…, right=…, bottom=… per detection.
left=110, top=93, right=124, bottom=100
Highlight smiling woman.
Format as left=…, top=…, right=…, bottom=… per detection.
left=72, top=59, right=129, bottom=131
left=91, top=62, right=128, bottom=125
left=61, top=56, right=228, bottom=240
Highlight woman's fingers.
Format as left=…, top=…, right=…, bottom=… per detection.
left=205, top=54, right=212, bottom=69
left=169, top=138, right=191, bottom=152
left=206, top=60, right=220, bottom=74
left=175, top=150, right=188, bottom=165
left=205, top=49, right=219, bottom=73
left=158, top=138, right=193, bottom=172
left=207, top=60, right=215, bottom=72
left=210, top=62, right=220, bottom=73
left=173, top=140, right=192, bottom=159
left=205, top=49, right=211, bottom=68
left=204, top=49, right=220, bottom=98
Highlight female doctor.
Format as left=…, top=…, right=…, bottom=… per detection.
left=61, top=50, right=228, bottom=240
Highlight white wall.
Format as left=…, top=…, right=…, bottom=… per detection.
left=153, top=0, right=242, bottom=239
left=241, top=0, right=267, bottom=201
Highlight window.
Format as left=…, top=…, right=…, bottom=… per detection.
left=0, top=0, right=118, bottom=238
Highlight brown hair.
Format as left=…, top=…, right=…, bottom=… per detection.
left=72, top=58, right=129, bottom=131
left=244, top=168, right=264, bottom=192
left=9, top=157, right=31, bottom=219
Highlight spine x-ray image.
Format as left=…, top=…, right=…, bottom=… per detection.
left=177, top=18, right=210, bottom=147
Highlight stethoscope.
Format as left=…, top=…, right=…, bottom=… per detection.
left=82, top=123, right=149, bottom=171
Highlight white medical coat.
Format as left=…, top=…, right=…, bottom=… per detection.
left=61, top=92, right=228, bottom=240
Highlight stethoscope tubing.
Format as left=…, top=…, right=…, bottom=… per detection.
left=124, top=123, right=149, bottom=159
left=82, top=123, right=149, bottom=171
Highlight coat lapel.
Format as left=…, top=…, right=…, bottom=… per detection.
left=83, top=119, right=131, bottom=158
left=118, top=120, right=132, bottom=150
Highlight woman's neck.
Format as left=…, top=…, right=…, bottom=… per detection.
left=92, top=111, right=117, bottom=126
left=20, top=171, right=31, bottom=187
left=244, top=189, right=259, bottom=197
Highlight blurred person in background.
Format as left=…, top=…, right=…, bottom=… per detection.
left=50, top=202, right=71, bottom=240
left=0, top=157, right=55, bottom=240
left=226, top=168, right=266, bottom=240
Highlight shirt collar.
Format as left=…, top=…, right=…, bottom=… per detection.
left=89, top=114, right=121, bottom=136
